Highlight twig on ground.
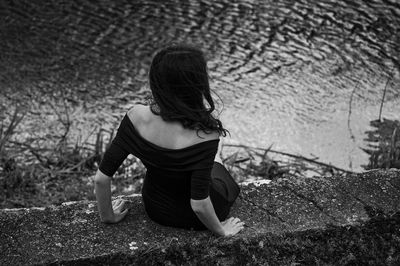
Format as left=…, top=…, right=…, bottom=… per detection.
left=223, top=143, right=354, bottom=175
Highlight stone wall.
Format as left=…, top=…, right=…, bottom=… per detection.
left=1, top=169, right=400, bottom=265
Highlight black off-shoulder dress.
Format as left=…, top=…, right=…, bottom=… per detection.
left=99, top=114, right=240, bottom=230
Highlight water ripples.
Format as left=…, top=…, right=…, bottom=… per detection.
left=1, top=0, right=399, bottom=170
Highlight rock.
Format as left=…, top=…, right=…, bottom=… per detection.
left=1, top=170, right=400, bottom=265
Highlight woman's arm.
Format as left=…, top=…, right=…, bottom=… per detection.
left=191, top=197, right=244, bottom=236
left=95, top=114, right=131, bottom=223
left=95, top=170, right=128, bottom=223
left=191, top=197, right=225, bottom=235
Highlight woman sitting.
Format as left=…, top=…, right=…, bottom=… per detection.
left=94, top=44, right=243, bottom=237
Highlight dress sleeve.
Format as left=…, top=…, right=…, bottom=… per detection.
left=190, top=167, right=212, bottom=200
left=98, top=136, right=129, bottom=177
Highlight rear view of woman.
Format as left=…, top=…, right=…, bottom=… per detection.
left=94, top=44, right=243, bottom=236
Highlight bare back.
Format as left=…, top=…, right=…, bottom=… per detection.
left=127, top=105, right=219, bottom=150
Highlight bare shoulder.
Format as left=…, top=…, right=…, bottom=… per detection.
left=196, top=129, right=220, bottom=142
left=127, top=104, right=149, bottom=124
left=127, top=104, right=220, bottom=147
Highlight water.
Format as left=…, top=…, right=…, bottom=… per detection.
left=1, top=0, right=399, bottom=172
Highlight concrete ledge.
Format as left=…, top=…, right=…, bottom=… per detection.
left=1, top=169, right=400, bottom=265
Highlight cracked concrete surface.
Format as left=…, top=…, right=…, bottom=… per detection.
left=1, top=169, right=400, bottom=265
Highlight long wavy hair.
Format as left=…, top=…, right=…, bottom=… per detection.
left=148, top=44, right=228, bottom=137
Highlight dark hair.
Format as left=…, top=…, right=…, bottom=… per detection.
left=148, top=44, right=228, bottom=137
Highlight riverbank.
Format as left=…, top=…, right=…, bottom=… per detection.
left=1, top=111, right=399, bottom=209
left=0, top=133, right=352, bottom=209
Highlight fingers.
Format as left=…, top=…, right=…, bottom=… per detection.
left=112, top=198, right=125, bottom=206
left=232, top=217, right=241, bottom=223
left=221, top=221, right=246, bottom=237
left=114, top=208, right=129, bottom=223
left=112, top=199, right=128, bottom=213
left=113, top=198, right=123, bottom=203
left=117, top=208, right=128, bottom=217
left=113, top=199, right=124, bottom=207
left=221, top=217, right=233, bottom=225
left=237, top=221, right=245, bottom=227
left=225, top=217, right=244, bottom=225
left=232, top=221, right=245, bottom=234
left=230, top=218, right=245, bottom=233
left=222, top=217, right=245, bottom=235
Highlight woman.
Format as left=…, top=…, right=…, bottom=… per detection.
left=95, top=44, right=244, bottom=237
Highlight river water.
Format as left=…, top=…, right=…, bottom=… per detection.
left=1, top=0, right=399, bottom=172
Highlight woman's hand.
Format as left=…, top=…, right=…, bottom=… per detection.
left=95, top=170, right=130, bottom=224
left=103, top=199, right=129, bottom=224
left=221, top=217, right=245, bottom=236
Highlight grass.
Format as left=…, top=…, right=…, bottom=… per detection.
left=0, top=102, right=146, bottom=208
left=0, top=126, right=146, bottom=208
left=363, top=118, right=400, bottom=170
left=221, top=143, right=352, bottom=183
